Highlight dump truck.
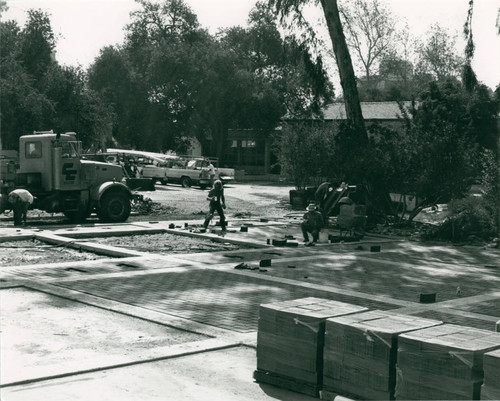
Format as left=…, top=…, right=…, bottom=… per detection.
left=0, top=131, right=135, bottom=223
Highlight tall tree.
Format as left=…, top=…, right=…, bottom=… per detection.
left=415, top=24, right=464, bottom=82
left=1, top=10, right=112, bottom=150
left=269, top=0, right=367, bottom=141
left=19, top=9, right=56, bottom=85
left=339, top=0, right=396, bottom=84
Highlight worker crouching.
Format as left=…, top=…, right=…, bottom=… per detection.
left=301, top=203, right=323, bottom=244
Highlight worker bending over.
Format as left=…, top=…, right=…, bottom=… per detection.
left=8, top=189, right=34, bottom=226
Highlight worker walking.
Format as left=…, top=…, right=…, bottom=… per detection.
left=203, top=180, right=226, bottom=232
left=301, top=203, right=324, bottom=244
left=8, top=189, right=34, bottom=226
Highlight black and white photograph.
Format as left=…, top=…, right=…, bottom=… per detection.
left=1, top=0, right=499, bottom=400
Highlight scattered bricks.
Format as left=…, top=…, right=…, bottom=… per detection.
left=168, top=223, right=175, bottom=229
left=266, top=239, right=271, bottom=245
left=288, top=265, right=296, bottom=269
left=240, top=226, right=248, bottom=232
left=272, top=239, right=287, bottom=247
left=419, top=292, right=436, bottom=303
left=323, top=311, right=442, bottom=401
left=184, top=222, right=189, bottom=228
left=255, top=297, right=368, bottom=397
left=397, top=324, right=500, bottom=400
left=285, top=235, right=295, bottom=240
left=482, top=349, right=500, bottom=400
left=286, top=241, right=299, bottom=248
left=149, top=221, right=159, bottom=224
left=370, top=245, right=381, bottom=252
left=260, top=259, right=272, bottom=267
left=496, top=320, right=500, bottom=332
left=260, top=218, right=269, bottom=222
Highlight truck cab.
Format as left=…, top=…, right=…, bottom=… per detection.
left=1, top=131, right=133, bottom=223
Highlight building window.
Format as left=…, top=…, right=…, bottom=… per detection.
left=241, top=140, right=256, bottom=148
left=25, top=142, right=42, bottom=158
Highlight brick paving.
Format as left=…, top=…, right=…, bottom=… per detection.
left=2, top=221, right=499, bottom=336
left=54, top=269, right=400, bottom=333
left=407, top=309, right=498, bottom=331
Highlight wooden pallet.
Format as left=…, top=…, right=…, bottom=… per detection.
left=253, top=369, right=320, bottom=398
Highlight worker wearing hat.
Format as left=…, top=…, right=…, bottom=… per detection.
left=301, top=203, right=324, bottom=244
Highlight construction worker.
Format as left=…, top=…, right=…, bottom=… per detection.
left=8, top=189, right=34, bottom=226
left=301, top=203, right=324, bottom=244
left=205, top=159, right=216, bottom=186
left=203, top=180, right=226, bottom=232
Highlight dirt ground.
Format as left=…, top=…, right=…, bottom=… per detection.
left=131, top=182, right=297, bottom=221
left=0, top=183, right=296, bottom=266
left=0, top=182, right=296, bottom=227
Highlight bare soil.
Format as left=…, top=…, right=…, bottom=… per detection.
left=0, top=183, right=295, bottom=266
left=0, top=240, right=108, bottom=266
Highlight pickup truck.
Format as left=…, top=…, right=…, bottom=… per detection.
left=165, top=158, right=212, bottom=189
left=164, top=158, right=235, bottom=188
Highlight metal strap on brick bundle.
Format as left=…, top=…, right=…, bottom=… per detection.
left=362, top=328, right=392, bottom=348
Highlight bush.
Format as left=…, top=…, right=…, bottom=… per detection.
left=272, top=121, right=336, bottom=190
left=424, top=196, right=498, bottom=242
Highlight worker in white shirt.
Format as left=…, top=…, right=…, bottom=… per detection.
left=8, top=189, right=34, bottom=226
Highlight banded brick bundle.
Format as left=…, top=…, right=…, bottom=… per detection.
left=254, top=297, right=367, bottom=397
left=397, top=324, right=500, bottom=400
left=322, top=310, right=442, bottom=400
left=481, top=349, right=500, bottom=400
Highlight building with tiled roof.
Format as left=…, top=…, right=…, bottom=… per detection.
left=224, top=101, right=412, bottom=175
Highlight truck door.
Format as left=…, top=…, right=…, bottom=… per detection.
left=54, top=141, right=81, bottom=190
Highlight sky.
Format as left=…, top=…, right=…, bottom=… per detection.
left=2, top=0, right=500, bottom=89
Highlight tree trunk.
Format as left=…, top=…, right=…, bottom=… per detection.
left=320, top=0, right=367, bottom=141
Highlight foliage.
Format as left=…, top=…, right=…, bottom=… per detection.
left=88, top=0, right=332, bottom=158
left=423, top=196, right=498, bottom=242
left=339, top=0, right=396, bottom=81
left=0, top=11, right=112, bottom=150
left=415, top=24, right=464, bottom=82
left=269, top=0, right=367, bottom=140
left=272, top=121, right=336, bottom=189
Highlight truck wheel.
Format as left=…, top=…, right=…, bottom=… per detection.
left=181, top=176, right=191, bottom=188
left=98, top=192, right=131, bottom=223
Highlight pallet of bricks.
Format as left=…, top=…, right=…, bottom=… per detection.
left=321, top=310, right=442, bottom=400
left=481, top=349, right=500, bottom=400
left=396, top=324, right=500, bottom=400
left=253, top=297, right=367, bottom=397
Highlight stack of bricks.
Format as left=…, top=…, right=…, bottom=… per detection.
left=254, top=297, right=367, bottom=397
left=396, top=324, right=500, bottom=400
left=321, top=310, right=442, bottom=400
left=481, top=349, right=500, bottom=400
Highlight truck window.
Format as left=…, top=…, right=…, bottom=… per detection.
left=61, top=142, right=80, bottom=158
left=26, top=141, right=42, bottom=158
